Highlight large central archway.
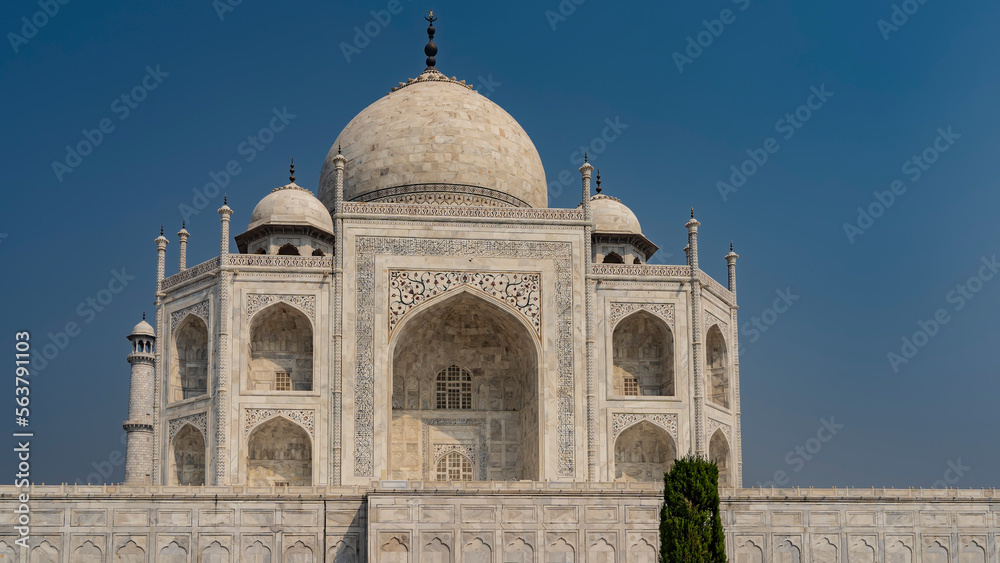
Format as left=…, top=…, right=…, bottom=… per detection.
left=389, top=290, right=540, bottom=481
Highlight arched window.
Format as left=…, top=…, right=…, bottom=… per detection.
left=247, top=417, right=312, bottom=486
left=311, top=248, right=325, bottom=256
left=435, top=451, right=473, bottom=481
left=435, top=365, right=472, bottom=409
left=706, top=325, right=729, bottom=408
left=612, top=311, right=674, bottom=396
left=614, top=420, right=676, bottom=481
left=277, top=243, right=299, bottom=256
left=248, top=303, right=313, bottom=391
left=254, top=247, right=266, bottom=254
left=709, top=429, right=731, bottom=487
left=171, top=424, right=205, bottom=486
left=603, top=251, right=624, bottom=264
left=172, top=316, right=208, bottom=401
left=633, top=257, right=642, bottom=264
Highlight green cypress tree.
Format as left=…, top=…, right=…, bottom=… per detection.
left=659, top=455, right=728, bottom=562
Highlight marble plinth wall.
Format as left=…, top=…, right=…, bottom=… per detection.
left=1, top=485, right=998, bottom=562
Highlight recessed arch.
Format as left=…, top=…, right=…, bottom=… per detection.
left=277, top=242, right=299, bottom=255
left=706, top=324, right=730, bottom=408
left=612, top=310, right=674, bottom=396
left=247, top=302, right=314, bottom=391
left=170, top=423, right=206, bottom=486
left=709, top=429, right=731, bottom=487
left=603, top=251, right=624, bottom=264
left=170, top=314, right=208, bottom=402
left=247, top=416, right=312, bottom=486
left=614, top=420, right=676, bottom=481
left=388, top=288, right=541, bottom=481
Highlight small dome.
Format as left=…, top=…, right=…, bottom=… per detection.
left=248, top=183, right=334, bottom=233
left=319, top=69, right=547, bottom=209
left=131, top=318, right=155, bottom=336
left=588, top=194, right=642, bottom=234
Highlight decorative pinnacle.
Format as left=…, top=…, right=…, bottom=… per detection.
left=338, top=143, right=342, bottom=155
left=691, top=207, right=695, bottom=219
left=595, top=169, right=602, bottom=193
left=584, top=152, right=588, bottom=163
left=182, top=220, right=185, bottom=229
left=142, top=312, right=145, bottom=321
left=731, top=240, right=734, bottom=251
left=424, top=10, right=438, bottom=68
left=289, top=158, right=295, bottom=183
left=224, top=194, right=228, bottom=205
left=160, top=225, right=164, bottom=236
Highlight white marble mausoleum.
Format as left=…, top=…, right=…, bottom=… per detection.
left=1, top=16, right=997, bottom=563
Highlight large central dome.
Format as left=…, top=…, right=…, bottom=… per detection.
left=319, top=69, right=547, bottom=210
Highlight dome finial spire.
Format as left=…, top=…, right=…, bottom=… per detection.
left=424, top=10, right=438, bottom=69
left=595, top=168, right=602, bottom=193
left=289, top=158, right=295, bottom=183
left=584, top=152, right=588, bottom=163
left=142, top=311, right=145, bottom=321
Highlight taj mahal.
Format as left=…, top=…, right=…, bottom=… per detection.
left=2, top=15, right=998, bottom=563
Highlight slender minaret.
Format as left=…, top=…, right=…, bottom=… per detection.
left=123, top=314, right=156, bottom=485
left=580, top=154, right=597, bottom=480
left=687, top=209, right=706, bottom=455
left=177, top=222, right=190, bottom=271
left=155, top=226, right=168, bottom=291
left=214, top=196, right=233, bottom=484
left=726, top=241, right=742, bottom=485
left=726, top=241, right=739, bottom=295
left=332, top=147, right=346, bottom=484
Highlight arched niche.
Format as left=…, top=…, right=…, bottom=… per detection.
left=170, top=424, right=206, bottom=485
left=277, top=243, right=299, bottom=255
left=389, top=290, right=540, bottom=481
left=171, top=315, right=208, bottom=402
left=603, top=251, right=624, bottom=264
left=612, top=310, right=674, bottom=396
left=247, top=417, right=312, bottom=486
left=614, top=420, right=676, bottom=482
left=706, top=325, right=729, bottom=408
left=709, top=429, right=731, bottom=487
left=248, top=303, right=313, bottom=391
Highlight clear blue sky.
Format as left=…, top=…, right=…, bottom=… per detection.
left=1, top=0, right=997, bottom=487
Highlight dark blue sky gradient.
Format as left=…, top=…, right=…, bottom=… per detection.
left=1, top=0, right=997, bottom=487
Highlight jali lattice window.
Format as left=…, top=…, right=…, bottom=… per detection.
left=435, top=365, right=472, bottom=409
left=435, top=451, right=473, bottom=481
left=623, top=376, right=639, bottom=396
left=275, top=372, right=291, bottom=391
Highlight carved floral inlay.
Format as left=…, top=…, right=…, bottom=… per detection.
left=389, top=270, right=540, bottom=335
left=170, top=300, right=209, bottom=332
left=609, top=302, right=675, bottom=329
left=612, top=413, right=678, bottom=440
left=243, top=409, right=315, bottom=437
left=707, top=418, right=732, bottom=443
left=168, top=412, right=207, bottom=441
left=246, top=294, right=316, bottom=323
